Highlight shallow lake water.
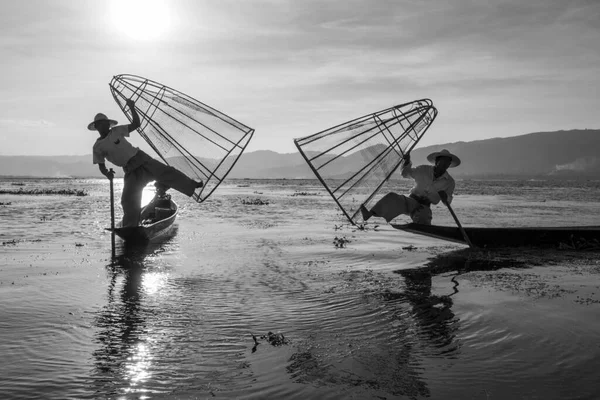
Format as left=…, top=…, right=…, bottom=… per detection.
left=1, top=178, right=599, bottom=399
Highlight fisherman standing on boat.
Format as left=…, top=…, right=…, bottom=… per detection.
left=89, top=99, right=203, bottom=227
left=360, top=149, right=460, bottom=225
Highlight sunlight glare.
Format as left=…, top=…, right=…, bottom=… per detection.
left=125, top=342, right=152, bottom=385
left=142, top=272, right=166, bottom=295
left=110, top=0, right=171, bottom=41
left=141, top=184, right=155, bottom=207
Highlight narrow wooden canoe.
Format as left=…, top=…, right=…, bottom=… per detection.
left=107, top=194, right=178, bottom=244
left=392, top=223, right=600, bottom=248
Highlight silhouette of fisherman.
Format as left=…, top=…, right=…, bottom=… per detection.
left=89, top=99, right=203, bottom=227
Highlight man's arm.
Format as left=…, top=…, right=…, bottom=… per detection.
left=438, top=178, right=455, bottom=205
left=98, top=163, right=115, bottom=180
left=400, top=153, right=413, bottom=178
left=438, top=191, right=448, bottom=205
left=126, top=99, right=140, bottom=133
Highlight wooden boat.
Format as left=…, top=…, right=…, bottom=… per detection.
left=392, top=223, right=600, bottom=248
left=108, top=194, right=178, bottom=244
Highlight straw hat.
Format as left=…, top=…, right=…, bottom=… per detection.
left=427, top=149, right=461, bottom=168
left=87, top=113, right=118, bottom=131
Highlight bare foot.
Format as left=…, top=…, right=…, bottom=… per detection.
left=359, top=204, right=372, bottom=221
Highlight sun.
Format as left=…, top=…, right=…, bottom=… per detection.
left=109, top=0, right=171, bottom=41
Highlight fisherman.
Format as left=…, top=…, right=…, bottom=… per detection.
left=360, top=149, right=460, bottom=225
left=89, top=99, right=203, bottom=227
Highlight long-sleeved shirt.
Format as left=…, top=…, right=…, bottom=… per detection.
left=401, top=162, right=455, bottom=205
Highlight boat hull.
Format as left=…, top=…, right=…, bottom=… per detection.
left=108, top=196, right=178, bottom=244
left=392, top=223, right=600, bottom=248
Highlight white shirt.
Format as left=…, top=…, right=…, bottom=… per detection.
left=92, top=125, right=139, bottom=167
left=401, top=162, right=455, bottom=205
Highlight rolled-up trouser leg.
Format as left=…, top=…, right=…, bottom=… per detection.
left=121, top=167, right=153, bottom=227
left=144, top=157, right=197, bottom=197
left=370, top=192, right=420, bottom=223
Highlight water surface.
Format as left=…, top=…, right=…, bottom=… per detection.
left=1, top=178, right=599, bottom=399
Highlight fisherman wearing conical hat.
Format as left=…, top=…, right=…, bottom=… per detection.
left=360, top=149, right=460, bottom=225
left=89, top=99, right=203, bottom=227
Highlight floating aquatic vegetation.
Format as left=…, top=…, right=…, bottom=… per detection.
left=251, top=332, right=289, bottom=353
left=291, top=191, right=320, bottom=196
left=0, top=188, right=87, bottom=196
left=353, top=223, right=380, bottom=232
left=575, top=295, right=600, bottom=305
left=241, top=198, right=269, bottom=205
left=262, top=332, right=288, bottom=346
left=1, top=238, right=41, bottom=246
left=333, top=236, right=351, bottom=248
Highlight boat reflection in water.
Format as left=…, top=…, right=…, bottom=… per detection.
left=391, top=267, right=459, bottom=352
left=389, top=249, right=531, bottom=357
left=91, top=229, right=178, bottom=397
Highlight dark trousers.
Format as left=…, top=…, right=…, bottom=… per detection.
left=121, top=151, right=196, bottom=227
left=370, top=192, right=433, bottom=225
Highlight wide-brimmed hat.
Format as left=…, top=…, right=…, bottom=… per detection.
left=87, top=113, right=118, bottom=131
left=427, top=149, right=461, bottom=168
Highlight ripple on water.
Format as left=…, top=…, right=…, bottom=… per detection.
left=2, top=178, right=600, bottom=400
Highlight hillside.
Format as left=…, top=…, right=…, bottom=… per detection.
left=1, top=129, right=598, bottom=179
left=409, top=129, right=600, bottom=178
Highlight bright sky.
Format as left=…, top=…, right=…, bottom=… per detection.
left=1, top=0, right=598, bottom=155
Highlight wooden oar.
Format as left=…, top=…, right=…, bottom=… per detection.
left=444, top=201, right=476, bottom=248
left=109, top=169, right=116, bottom=259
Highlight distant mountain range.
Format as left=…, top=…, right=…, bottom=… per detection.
left=1, top=129, right=599, bottom=179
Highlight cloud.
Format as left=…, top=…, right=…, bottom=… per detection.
left=1, top=0, right=599, bottom=156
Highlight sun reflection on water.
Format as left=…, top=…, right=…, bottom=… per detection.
left=126, top=342, right=152, bottom=385
left=142, top=271, right=167, bottom=295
